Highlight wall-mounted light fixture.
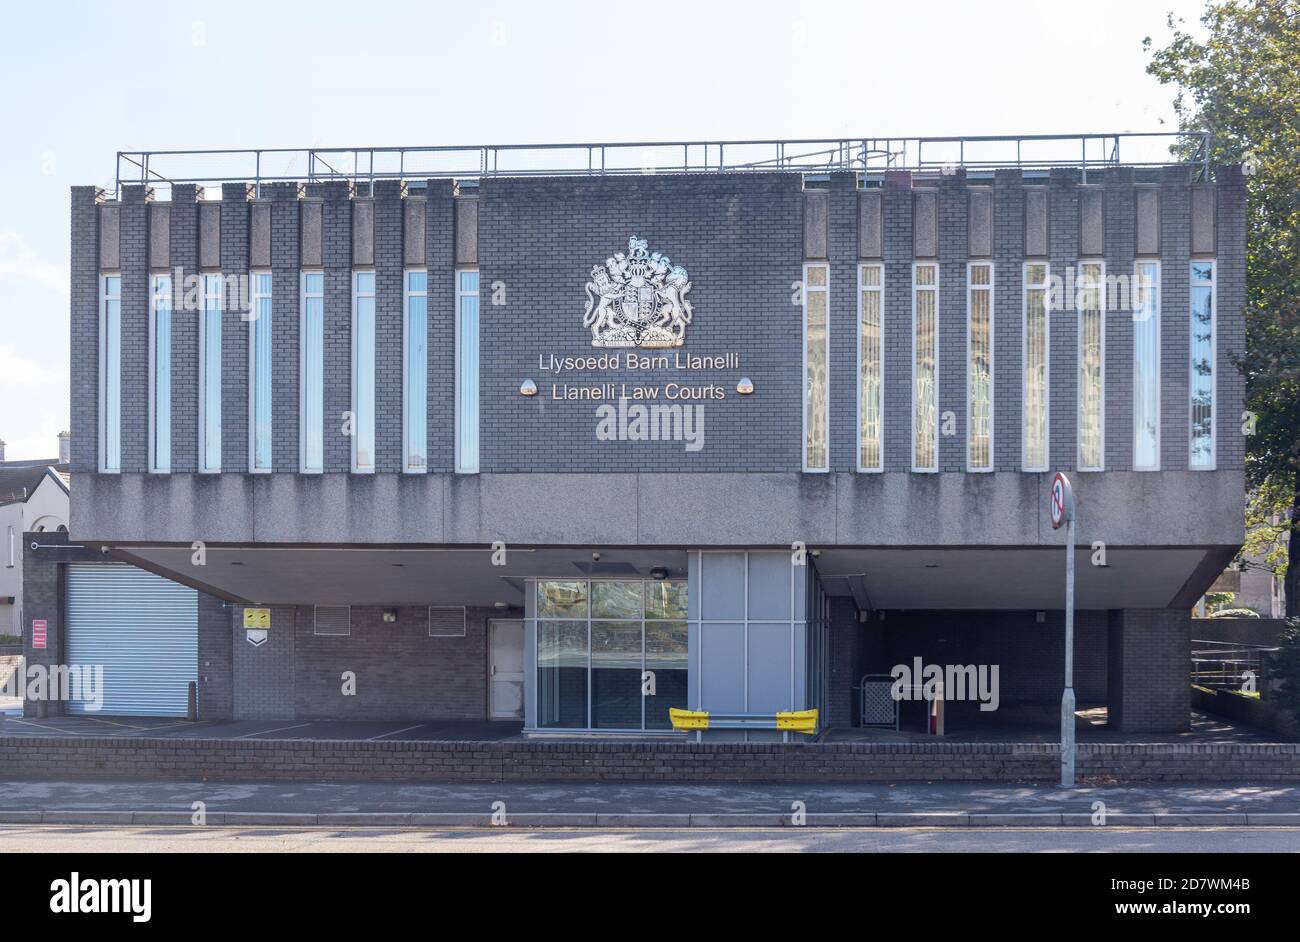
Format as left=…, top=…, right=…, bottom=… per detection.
left=382, top=608, right=398, bottom=623
left=520, top=379, right=538, bottom=396
left=736, top=377, right=754, bottom=395
left=650, top=566, right=668, bottom=581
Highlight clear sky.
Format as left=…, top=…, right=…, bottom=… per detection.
left=0, top=0, right=1208, bottom=459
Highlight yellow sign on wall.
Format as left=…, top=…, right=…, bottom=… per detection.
left=243, top=608, right=270, bottom=629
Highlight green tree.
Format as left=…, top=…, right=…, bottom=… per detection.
left=1146, top=0, right=1300, bottom=616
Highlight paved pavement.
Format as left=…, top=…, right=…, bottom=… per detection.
left=0, top=824, right=1296, bottom=852
left=3, top=779, right=1299, bottom=818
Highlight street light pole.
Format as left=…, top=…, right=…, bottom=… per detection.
left=1051, top=472, right=1076, bottom=788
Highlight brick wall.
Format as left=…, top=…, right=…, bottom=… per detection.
left=231, top=603, right=503, bottom=721
left=1109, top=608, right=1191, bottom=732
left=1, top=736, right=1296, bottom=784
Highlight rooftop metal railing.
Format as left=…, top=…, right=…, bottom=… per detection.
left=112, top=131, right=1211, bottom=197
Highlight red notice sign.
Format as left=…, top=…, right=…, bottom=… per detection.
left=31, top=619, right=47, bottom=649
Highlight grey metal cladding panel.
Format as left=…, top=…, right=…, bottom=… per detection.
left=858, top=189, right=882, bottom=258
left=967, top=188, right=992, bottom=258
left=1024, top=188, right=1048, bottom=256
left=99, top=204, right=120, bottom=270
left=300, top=201, right=323, bottom=267
left=1191, top=185, right=1217, bottom=255
left=1135, top=187, right=1160, bottom=255
left=444, top=473, right=637, bottom=544
left=149, top=203, right=170, bottom=270
left=912, top=189, right=937, bottom=258
left=455, top=197, right=478, bottom=266
left=404, top=198, right=426, bottom=266
left=803, top=189, right=828, bottom=259
left=637, top=473, right=837, bottom=545
left=250, top=202, right=272, bottom=268
left=352, top=199, right=375, bottom=266
left=199, top=202, right=221, bottom=269
left=1079, top=186, right=1104, bottom=257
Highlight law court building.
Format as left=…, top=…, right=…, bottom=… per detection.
left=45, top=134, right=1243, bottom=736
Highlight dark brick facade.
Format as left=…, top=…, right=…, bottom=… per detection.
left=2, top=736, right=1296, bottom=784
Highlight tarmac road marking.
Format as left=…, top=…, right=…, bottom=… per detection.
left=232, top=723, right=312, bottom=739
left=366, top=725, right=423, bottom=741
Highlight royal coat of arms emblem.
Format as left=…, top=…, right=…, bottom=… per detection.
left=582, top=235, right=693, bottom=347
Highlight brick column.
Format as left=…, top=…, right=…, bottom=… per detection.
left=220, top=183, right=252, bottom=472
left=882, top=172, right=913, bottom=472
left=425, top=180, right=456, bottom=472
left=992, top=168, right=1023, bottom=471
left=197, top=593, right=234, bottom=720
left=374, top=180, right=405, bottom=473
left=1048, top=168, right=1081, bottom=471
left=69, top=186, right=104, bottom=476
left=168, top=185, right=202, bottom=473
left=266, top=182, right=302, bottom=471
left=311, top=181, right=354, bottom=473
left=119, top=185, right=152, bottom=473
left=1107, top=608, right=1191, bottom=732
left=827, top=171, right=858, bottom=472
left=1103, top=167, right=1136, bottom=471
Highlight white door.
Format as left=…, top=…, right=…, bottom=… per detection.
left=490, top=619, right=524, bottom=720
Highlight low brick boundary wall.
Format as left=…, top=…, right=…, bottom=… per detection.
left=3, top=736, right=1300, bottom=783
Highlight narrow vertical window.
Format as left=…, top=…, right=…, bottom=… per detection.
left=300, top=272, right=324, bottom=473
left=803, top=263, right=829, bottom=471
left=455, top=269, right=480, bottom=473
left=1190, top=261, right=1216, bottom=469
left=404, top=270, right=428, bottom=472
left=150, top=274, right=172, bottom=473
left=352, top=271, right=376, bottom=472
left=199, top=273, right=223, bottom=473
left=1133, top=261, right=1161, bottom=470
left=857, top=263, right=883, bottom=471
left=249, top=272, right=273, bottom=472
left=99, top=274, right=121, bottom=473
left=967, top=262, right=993, bottom=471
left=1023, top=262, right=1050, bottom=471
left=1077, top=261, right=1105, bottom=470
left=912, top=263, right=938, bottom=472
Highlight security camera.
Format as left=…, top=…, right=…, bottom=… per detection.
left=100, top=546, right=111, bottom=555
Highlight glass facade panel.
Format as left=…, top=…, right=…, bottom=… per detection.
left=645, top=581, right=688, bottom=620
left=1190, top=262, right=1216, bottom=468
left=200, top=274, right=222, bottom=472
left=352, top=271, right=376, bottom=472
left=591, top=581, right=642, bottom=619
left=300, top=272, right=324, bottom=472
left=536, top=620, right=588, bottom=730
left=101, top=275, right=121, bottom=472
left=967, top=263, right=992, bottom=470
left=1133, top=262, right=1160, bottom=469
left=858, top=264, right=883, bottom=471
left=1023, top=263, right=1049, bottom=470
left=645, top=620, right=688, bottom=730
left=150, top=275, right=170, bottom=472
left=404, top=270, right=428, bottom=471
left=803, top=264, right=828, bottom=471
left=535, top=580, right=688, bottom=731
left=1078, top=262, right=1104, bottom=470
left=913, top=264, right=938, bottom=471
left=537, top=581, right=588, bottom=618
left=591, top=621, right=643, bottom=729
left=251, top=272, right=273, bottom=471
left=456, top=270, right=480, bottom=472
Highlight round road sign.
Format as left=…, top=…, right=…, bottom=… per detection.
left=1050, top=472, right=1073, bottom=530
